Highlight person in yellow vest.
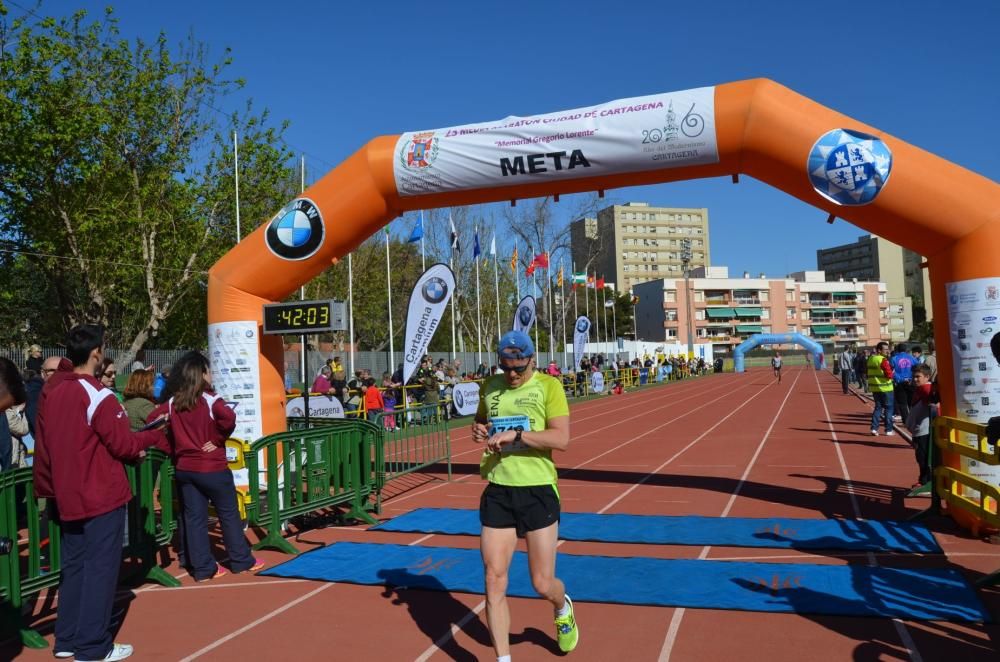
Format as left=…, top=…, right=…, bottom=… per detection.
left=868, top=341, right=895, bottom=436
left=472, top=330, right=578, bottom=660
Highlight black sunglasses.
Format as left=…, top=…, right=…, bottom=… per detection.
left=499, top=362, right=531, bottom=374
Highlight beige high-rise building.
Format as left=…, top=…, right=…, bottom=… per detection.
left=816, top=234, right=931, bottom=342
left=570, top=202, right=709, bottom=295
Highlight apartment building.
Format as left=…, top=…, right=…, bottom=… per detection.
left=570, top=202, right=709, bottom=295
left=816, top=234, right=929, bottom=341
left=633, top=267, right=891, bottom=354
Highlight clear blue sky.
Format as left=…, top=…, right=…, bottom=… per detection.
left=21, top=0, right=1000, bottom=277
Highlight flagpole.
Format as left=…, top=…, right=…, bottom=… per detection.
left=561, top=260, right=568, bottom=369
left=385, top=228, right=395, bottom=373
left=547, top=262, right=554, bottom=365
left=475, top=229, right=483, bottom=367
left=419, top=210, right=426, bottom=272
left=602, top=286, right=609, bottom=351
left=234, top=132, right=241, bottom=243
left=592, top=273, right=599, bottom=353
left=348, top=252, right=355, bottom=377
left=515, top=239, right=521, bottom=302
left=449, top=213, right=457, bottom=362
left=531, top=248, right=539, bottom=358
left=492, top=235, right=501, bottom=345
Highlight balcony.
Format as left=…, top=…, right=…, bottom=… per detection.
left=732, top=295, right=761, bottom=305
left=833, top=316, right=859, bottom=324
left=811, top=324, right=837, bottom=337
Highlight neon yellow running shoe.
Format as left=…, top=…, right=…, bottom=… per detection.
left=554, top=595, right=579, bottom=653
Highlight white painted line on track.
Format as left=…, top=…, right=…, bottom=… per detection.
left=812, top=369, right=922, bottom=662
left=659, top=368, right=803, bottom=662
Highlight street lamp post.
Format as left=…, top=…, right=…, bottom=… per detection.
left=681, top=238, right=694, bottom=357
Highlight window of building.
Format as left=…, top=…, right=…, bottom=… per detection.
left=651, top=265, right=658, bottom=271
left=695, top=310, right=705, bottom=320
left=762, top=326, right=771, bottom=333
left=881, top=324, right=889, bottom=334
left=665, top=290, right=676, bottom=302
left=786, top=290, right=795, bottom=302
left=786, top=309, right=796, bottom=319
left=666, top=310, right=678, bottom=321
left=800, top=294, right=809, bottom=303
left=789, top=325, right=797, bottom=333
left=801, top=311, right=809, bottom=320
left=856, top=310, right=864, bottom=320
left=694, top=291, right=705, bottom=302
left=857, top=293, right=864, bottom=303
left=879, top=293, right=887, bottom=303
left=759, top=291, right=769, bottom=302
left=858, top=325, right=866, bottom=336
left=761, top=309, right=770, bottom=320
left=666, top=329, right=677, bottom=338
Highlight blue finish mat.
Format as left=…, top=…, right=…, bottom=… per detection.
left=369, top=508, right=942, bottom=553
left=260, top=542, right=989, bottom=621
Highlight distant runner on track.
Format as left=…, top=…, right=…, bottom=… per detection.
left=771, top=351, right=783, bottom=383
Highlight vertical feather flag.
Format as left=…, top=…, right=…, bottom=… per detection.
left=509, top=245, right=518, bottom=274
left=473, top=231, right=481, bottom=259
left=449, top=213, right=459, bottom=252
left=557, top=265, right=564, bottom=288
left=407, top=212, right=423, bottom=243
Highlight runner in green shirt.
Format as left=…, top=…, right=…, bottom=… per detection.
left=472, top=330, right=578, bottom=659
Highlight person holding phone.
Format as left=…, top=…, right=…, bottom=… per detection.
left=471, top=331, right=577, bottom=660
left=150, top=351, right=262, bottom=582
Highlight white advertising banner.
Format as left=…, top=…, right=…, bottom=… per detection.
left=285, top=395, right=345, bottom=419
left=946, top=277, right=1000, bottom=497
left=513, top=295, right=536, bottom=334
left=208, top=321, right=263, bottom=442
left=452, top=381, right=481, bottom=417
left=573, top=316, right=591, bottom=371
left=591, top=371, right=605, bottom=393
left=403, top=263, right=456, bottom=385
left=393, top=87, right=718, bottom=197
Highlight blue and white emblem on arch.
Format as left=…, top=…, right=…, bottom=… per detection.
left=808, top=129, right=892, bottom=206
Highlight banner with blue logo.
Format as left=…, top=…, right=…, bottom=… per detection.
left=402, top=263, right=455, bottom=386
left=513, top=295, right=536, bottom=334
left=573, top=316, right=591, bottom=372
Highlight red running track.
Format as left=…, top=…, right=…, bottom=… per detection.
left=4, top=368, right=1000, bottom=661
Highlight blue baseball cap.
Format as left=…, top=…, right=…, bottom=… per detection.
left=498, top=330, right=534, bottom=359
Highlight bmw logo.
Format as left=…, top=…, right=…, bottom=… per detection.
left=454, top=390, right=464, bottom=408
left=808, top=129, right=892, bottom=206
left=265, top=198, right=325, bottom=261
left=518, top=307, right=533, bottom=325
left=422, top=277, right=448, bottom=304
left=576, top=319, right=589, bottom=333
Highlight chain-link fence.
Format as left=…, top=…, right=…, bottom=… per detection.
left=0, top=347, right=194, bottom=374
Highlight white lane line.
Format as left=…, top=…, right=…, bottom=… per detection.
left=813, top=370, right=922, bottom=662
left=659, top=369, right=802, bottom=662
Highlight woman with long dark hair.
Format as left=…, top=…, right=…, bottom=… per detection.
left=154, top=351, right=262, bottom=581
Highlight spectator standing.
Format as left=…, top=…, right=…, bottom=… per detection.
left=364, top=377, right=384, bottom=421
left=839, top=347, right=856, bottom=395
left=122, top=370, right=156, bottom=432
left=0, top=358, right=26, bottom=473
left=152, top=351, right=261, bottom=582
left=25, top=344, right=44, bottom=374
left=923, top=340, right=938, bottom=383
left=33, top=325, right=166, bottom=662
left=311, top=365, right=335, bottom=395
left=99, top=358, right=121, bottom=402
left=853, top=349, right=870, bottom=392
left=890, top=344, right=915, bottom=423
left=906, top=364, right=935, bottom=487
left=868, top=341, right=895, bottom=436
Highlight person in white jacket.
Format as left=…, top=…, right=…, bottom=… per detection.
left=839, top=347, right=856, bottom=395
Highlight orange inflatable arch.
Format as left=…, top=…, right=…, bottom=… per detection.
left=208, top=78, right=999, bottom=523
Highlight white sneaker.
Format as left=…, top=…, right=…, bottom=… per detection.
left=885, top=430, right=895, bottom=436
left=53, top=653, right=73, bottom=660
left=871, top=429, right=879, bottom=436
left=76, top=644, right=133, bottom=662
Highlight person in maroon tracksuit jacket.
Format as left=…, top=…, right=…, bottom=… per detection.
left=33, top=325, right=167, bottom=662
left=150, top=351, right=261, bottom=581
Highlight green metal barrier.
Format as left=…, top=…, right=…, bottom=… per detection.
left=0, top=450, right=179, bottom=650
left=0, top=467, right=60, bottom=649
left=245, top=423, right=379, bottom=555
left=371, top=403, right=451, bottom=509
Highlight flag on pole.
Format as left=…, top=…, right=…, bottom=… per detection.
left=532, top=252, right=549, bottom=269
left=571, top=272, right=586, bottom=284
left=509, top=245, right=518, bottom=273
left=384, top=224, right=390, bottom=236
left=449, top=213, right=459, bottom=251
left=604, top=299, right=615, bottom=308
left=473, top=231, right=481, bottom=259
left=490, top=233, right=497, bottom=256
left=408, top=212, right=423, bottom=243
left=596, top=276, right=605, bottom=289
left=557, top=265, right=564, bottom=288
left=586, top=275, right=596, bottom=289
left=525, top=262, right=536, bottom=277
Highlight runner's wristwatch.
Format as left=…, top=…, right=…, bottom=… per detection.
left=514, top=429, right=523, bottom=445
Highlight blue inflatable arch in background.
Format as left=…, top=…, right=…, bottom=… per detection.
left=733, top=333, right=825, bottom=373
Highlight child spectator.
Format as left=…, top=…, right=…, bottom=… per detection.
left=382, top=388, right=398, bottom=431
left=364, top=377, right=384, bottom=422
left=122, top=369, right=156, bottom=432
left=906, top=364, right=935, bottom=487
left=611, top=381, right=624, bottom=396
left=152, top=351, right=262, bottom=581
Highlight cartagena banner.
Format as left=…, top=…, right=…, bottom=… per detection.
left=403, top=263, right=456, bottom=385
left=513, top=295, right=536, bottom=334
left=393, top=86, right=718, bottom=197
left=285, top=395, right=345, bottom=419
left=573, top=316, right=591, bottom=371
left=452, top=381, right=481, bottom=417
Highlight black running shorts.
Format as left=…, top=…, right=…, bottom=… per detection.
left=479, top=483, right=560, bottom=537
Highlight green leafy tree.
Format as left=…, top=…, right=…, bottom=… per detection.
left=0, top=4, right=295, bottom=358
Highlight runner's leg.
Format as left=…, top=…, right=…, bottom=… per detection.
left=481, top=525, right=518, bottom=658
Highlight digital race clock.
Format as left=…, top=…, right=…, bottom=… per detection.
left=262, top=300, right=346, bottom=335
